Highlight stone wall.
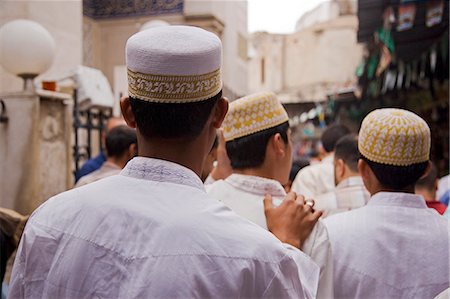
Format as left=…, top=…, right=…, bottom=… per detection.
left=0, top=91, right=72, bottom=215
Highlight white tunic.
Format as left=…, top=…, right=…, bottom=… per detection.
left=291, top=155, right=334, bottom=198
left=324, top=192, right=450, bottom=299
left=206, top=174, right=334, bottom=299
left=314, top=176, right=370, bottom=218
left=9, top=157, right=320, bottom=299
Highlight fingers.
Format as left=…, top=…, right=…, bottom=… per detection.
left=263, top=194, right=274, bottom=212
left=312, top=209, right=323, bottom=221
left=295, top=194, right=305, bottom=205
left=285, top=192, right=297, bottom=202
left=305, top=199, right=315, bottom=208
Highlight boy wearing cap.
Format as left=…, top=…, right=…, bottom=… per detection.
left=206, top=91, right=333, bottom=299
left=324, top=108, right=450, bottom=298
left=9, top=26, right=322, bottom=298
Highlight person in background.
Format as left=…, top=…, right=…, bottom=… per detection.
left=75, top=117, right=127, bottom=182
left=438, top=174, right=450, bottom=206
left=324, top=108, right=449, bottom=298
left=415, top=162, right=447, bottom=215
left=206, top=92, right=333, bottom=299
left=75, top=125, right=137, bottom=188
left=314, top=135, right=370, bottom=217
left=291, top=124, right=350, bottom=198
left=9, top=26, right=321, bottom=298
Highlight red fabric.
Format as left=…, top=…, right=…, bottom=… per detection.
left=426, top=201, right=447, bottom=215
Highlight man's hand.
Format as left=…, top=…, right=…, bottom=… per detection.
left=264, top=192, right=322, bottom=249
left=210, top=128, right=233, bottom=180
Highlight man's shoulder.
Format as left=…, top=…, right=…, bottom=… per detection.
left=32, top=176, right=290, bottom=262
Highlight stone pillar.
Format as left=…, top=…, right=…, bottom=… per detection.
left=0, top=90, right=73, bottom=215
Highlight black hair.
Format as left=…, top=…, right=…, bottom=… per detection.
left=226, top=122, right=289, bottom=169
left=415, top=162, right=437, bottom=192
left=362, top=156, right=429, bottom=190
left=334, top=135, right=359, bottom=173
left=105, top=125, right=137, bottom=158
left=321, top=124, right=351, bottom=152
left=129, top=91, right=222, bottom=140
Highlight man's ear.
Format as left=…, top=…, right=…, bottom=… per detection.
left=335, top=159, right=345, bottom=178
left=129, top=143, right=138, bottom=157
left=358, top=158, right=377, bottom=193
left=272, top=133, right=286, bottom=157
left=120, top=97, right=137, bottom=128
left=212, top=97, right=229, bottom=129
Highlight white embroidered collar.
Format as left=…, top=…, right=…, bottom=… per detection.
left=121, top=157, right=205, bottom=191
left=368, top=192, right=427, bottom=209
left=225, top=174, right=286, bottom=197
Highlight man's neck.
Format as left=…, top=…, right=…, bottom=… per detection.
left=107, top=157, right=126, bottom=169
left=233, top=166, right=276, bottom=182
left=138, top=138, right=206, bottom=178
left=415, top=189, right=437, bottom=202
left=371, top=185, right=415, bottom=196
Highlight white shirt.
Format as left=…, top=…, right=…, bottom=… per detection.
left=9, top=157, right=320, bottom=299
left=324, top=192, right=450, bottom=299
left=206, top=174, right=334, bottom=299
left=315, top=176, right=370, bottom=218
left=291, top=154, right=334, bottom=198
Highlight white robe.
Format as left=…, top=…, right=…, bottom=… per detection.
left=291, top=155, right=335, bottom=198
left=206, top=173, right=334, bottom=299
left=9, top=157, right=319, bottom=298
left=324, top=192, right=450, bottom=298
left=314, top=176, right=370, bottom=218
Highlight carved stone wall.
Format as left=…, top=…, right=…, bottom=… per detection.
left=0, top=91, right=73, bottom=215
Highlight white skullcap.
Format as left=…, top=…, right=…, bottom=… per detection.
left=126, top=25, right=222, bottom=103
left=359, top=108, right=431, bottom=166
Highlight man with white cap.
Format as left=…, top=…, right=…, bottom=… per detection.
left=206, top=91, right=333, bottom=298
left=9, top=26, right=321, bottom=298
left=324, top=108, right=450, bottom=298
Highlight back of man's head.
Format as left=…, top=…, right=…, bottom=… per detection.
left=359, top=108, right=431, bottom=191
left=321, top=124, right=351, bottom=153
left=125, top=25, right=224, bottom=141
left=222, top=92, right=290, bottom=170
left=334, top=135, right=359, bottom=173
left=105, top=125, right=137, bottom=159
left=415, top=162, right=438, bottom=198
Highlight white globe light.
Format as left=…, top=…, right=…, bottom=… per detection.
left=140, top=20, right=170, bottom=31
left=0, top=19, right=55, bottom=76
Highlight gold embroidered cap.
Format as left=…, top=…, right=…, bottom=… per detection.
left=223, top=92, right=289, bottom=141
left=126, top=25, right=222, bottom=103
left=358, top=108, right=430, bottom=166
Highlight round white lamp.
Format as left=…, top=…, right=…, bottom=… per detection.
left=140, top=20, right=170, bottom=31
left=0, top=19, right=55, bottom=91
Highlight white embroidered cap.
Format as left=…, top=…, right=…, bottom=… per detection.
left=358, top=108, right=431, bottom=166
left=223, top=92, right=289, bottom=141
left=126, top=25, right=222, bottom=103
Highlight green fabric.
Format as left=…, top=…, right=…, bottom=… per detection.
left=377, top=27, right=395, bottom=53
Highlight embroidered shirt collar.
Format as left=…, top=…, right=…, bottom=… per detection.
left=337, top=176, right=365, bottom=189
left=368, top=191, right=427, bottom=209
left=121, top=157, right=205, bottom=191
left=225, top=174, right=286, bottom=197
